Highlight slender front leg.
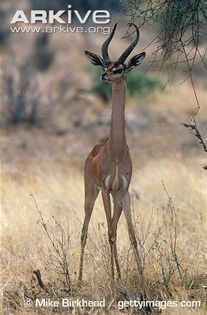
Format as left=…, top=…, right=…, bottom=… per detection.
left=78, top=184, right=99, bottom=283
left=122, top=192, right=144, bottom=288
left=111, top=193, right=123, bottom=279
left=101, top=190, right=115, bottom=281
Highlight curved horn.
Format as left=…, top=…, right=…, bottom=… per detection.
left=117, top=23, right=139, bottom=64
left=101, top=23, right=117, bottom=63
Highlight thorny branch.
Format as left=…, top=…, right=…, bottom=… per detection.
left=182, top=120, right=207, bottom=169
left=122, top=0, right=206, bottom=167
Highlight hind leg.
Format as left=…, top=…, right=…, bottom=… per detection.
left=78, top=167, right=99, bottom=282
left=122, top=192, right=144, bottom=288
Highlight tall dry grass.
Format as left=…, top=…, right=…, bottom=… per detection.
left=1, top=155, right=206, bottom=314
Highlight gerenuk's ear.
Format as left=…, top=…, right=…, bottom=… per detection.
left=126, top=52, right=146, bottom=72
left=85, top=50, right=105, bottom=67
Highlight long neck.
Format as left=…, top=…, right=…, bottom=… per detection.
left=108, top=78, right=126, bottom=159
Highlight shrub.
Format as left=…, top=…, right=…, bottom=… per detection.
left=32, top=34, right=54, bottom=72
left=89, top=67, right=163, bottom=102
left=3, top=34, right=54, bottom=125
left=4, top=62, right=41, bottom=125
left=127, top=71, right=163, bottom=96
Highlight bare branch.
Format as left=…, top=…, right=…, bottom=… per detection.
left=182, top=121, right=207, bottom=152
left=182, top=121, right=207, bottom=169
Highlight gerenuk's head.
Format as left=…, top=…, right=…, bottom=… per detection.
left=85, top=23, right=146, bottom=83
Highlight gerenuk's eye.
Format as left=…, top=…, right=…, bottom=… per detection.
left=113, top=68, right=123, bottom=75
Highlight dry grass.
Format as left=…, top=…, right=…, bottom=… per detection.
left=1, top=153, right=206, bottom=314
